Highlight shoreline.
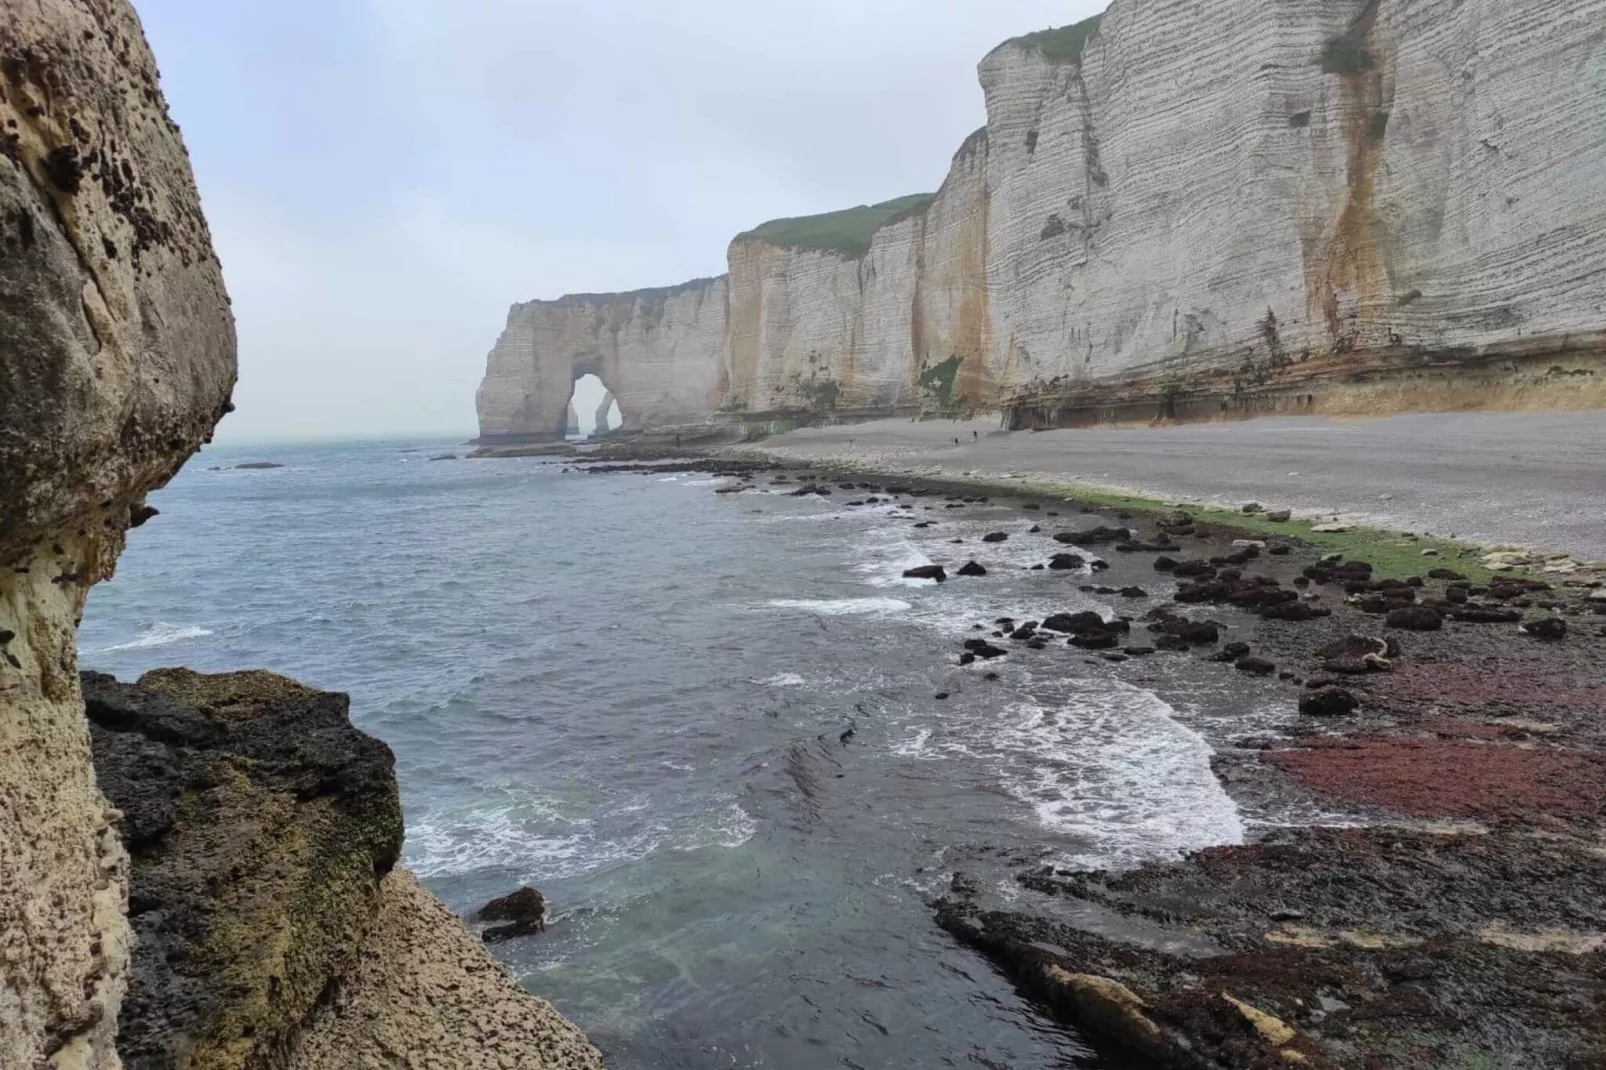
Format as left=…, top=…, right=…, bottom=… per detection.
left=569, top=446, right=1606, bottom=1067
left=711, top=411, right=1606, bottom=566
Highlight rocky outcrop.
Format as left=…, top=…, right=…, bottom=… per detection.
left=288, top=871, right=599, bottom=1070
left=0, top=2, right=236, bottom=1065
left=84, top=670, right=402, bottom=1070
left=594, top=391, right=615, bottom=434
left=476, top=0, right=1606, bottom=440
left=85, top=669, right=603, bottom=1070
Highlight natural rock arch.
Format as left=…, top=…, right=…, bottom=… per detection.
left=475, top=279, right=729, bottom=444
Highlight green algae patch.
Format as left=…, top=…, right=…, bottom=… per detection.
left=960, top=477, right=1530, bottom=582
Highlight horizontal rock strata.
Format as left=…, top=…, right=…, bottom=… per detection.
left=477, top=0, right=1606, bottom=441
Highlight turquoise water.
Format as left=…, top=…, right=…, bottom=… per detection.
left=82, top=440, right=1246, bottom=1068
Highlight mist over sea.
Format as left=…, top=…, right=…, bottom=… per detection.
left=82, top=440, right=1250, bottom=1068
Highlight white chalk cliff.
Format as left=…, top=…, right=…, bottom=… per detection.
left=477, top=0, right=1606, bottom=441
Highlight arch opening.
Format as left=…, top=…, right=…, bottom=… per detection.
left=568, top=373, right=622, bottom=439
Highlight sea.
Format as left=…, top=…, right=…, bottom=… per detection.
left=80, top=438, right=1261, bottom=1069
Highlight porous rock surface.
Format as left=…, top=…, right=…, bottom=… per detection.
left=288, top=871, right=602, bottom=1070
left=0, top=1, right=235, bottom=1065
left=476, top=0, right=1606, bottom=441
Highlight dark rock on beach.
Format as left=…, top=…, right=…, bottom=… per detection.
left=1054, top=526, right=1131, bottom=545
left=1522, top=616, right=1567, bottom=640
left=1300, top=687, right=1359, bottom=716
left=903, top=565, right=947, bottom=582
left=1040, top=611, right=1106, bottom=634
left=1385, top=606, right=1442, bottom=631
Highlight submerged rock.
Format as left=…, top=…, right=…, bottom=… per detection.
left=478, top=887, right=548, bottom=943
left=904, top=565, right=948, bottom=582
left=1235, top=656, right=1277, bottom=676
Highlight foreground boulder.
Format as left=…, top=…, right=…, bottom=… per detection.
left=478, top=886, right=548, bottom=944
left=87, top=669, right=602, bottom=1070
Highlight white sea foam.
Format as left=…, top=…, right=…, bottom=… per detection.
left=89, top=622, right=213, bottom=654
left=885, top=679, right=1243, bottom=869
left=677, top=800, right=757, bottom=851
left=404, top=781, right=757, bottom=880
left=890, top=727, right=933, bottom=759
left=997, top=687, right=1243, bottom=867
left=766, top=597, right=911, bottom=616
left=857, top=542, right=937, bottom=588
left=760, top=672, right=807, bottom=687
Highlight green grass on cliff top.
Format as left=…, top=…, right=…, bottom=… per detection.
left=1009, top=12, right=1104, bottom=64
left=735, top=194, right=936, bottom=259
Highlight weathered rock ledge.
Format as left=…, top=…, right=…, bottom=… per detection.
left=86, top=668, right=603, bottom=1070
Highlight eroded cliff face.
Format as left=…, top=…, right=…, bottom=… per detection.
left=476, top=278, right=728, bottom=441
left=477, top=0, right=1606, bottom=439
left=0, top=2, right=236, bottom=1064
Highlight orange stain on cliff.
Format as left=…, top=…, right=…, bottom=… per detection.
left=1308, top=1, right=1394, bottom=345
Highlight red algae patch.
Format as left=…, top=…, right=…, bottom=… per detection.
left=1266, top=738, right=1606, bottom=822
left=1381, top=662, right=1606, bottom=714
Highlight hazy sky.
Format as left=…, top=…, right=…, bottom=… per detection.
left=137, top=0, right=1103, bottom=442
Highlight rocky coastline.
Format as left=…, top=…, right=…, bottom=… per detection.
left=556, top=446, right=1606, bottom=1067
left=85, top=669, right=601, bottom=1070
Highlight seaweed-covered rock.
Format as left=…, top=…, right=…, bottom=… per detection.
left=87, top=670, right=403, bottom=1070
